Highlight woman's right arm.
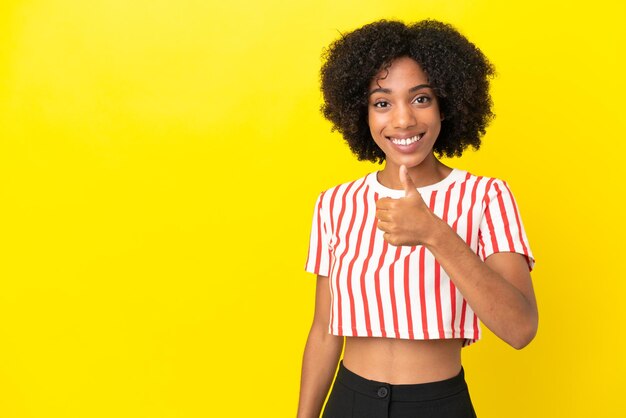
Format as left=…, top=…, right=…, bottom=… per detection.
left=297, top=274, right=344, bottom=418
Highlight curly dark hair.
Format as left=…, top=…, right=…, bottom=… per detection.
left=320, top=20, right=495, bottom=163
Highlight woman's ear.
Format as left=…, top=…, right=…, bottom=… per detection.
left=440, top=112, right=445, bottom=121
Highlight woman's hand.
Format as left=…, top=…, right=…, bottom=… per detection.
left=375, top=165, right=441, bottom=247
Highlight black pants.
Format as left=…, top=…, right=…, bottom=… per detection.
left=322, top=362, right=477, bottom=418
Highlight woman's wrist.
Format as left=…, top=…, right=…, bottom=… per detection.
left=423, top=213, right=455, bottom=251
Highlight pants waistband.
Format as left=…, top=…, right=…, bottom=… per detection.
left=336, top=361, right=468, bottom=402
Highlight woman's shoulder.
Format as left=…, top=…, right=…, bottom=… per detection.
left=316, top=172, right=374, bottom=199
left=456, top=170, right=525, bottom=211
left=454, top=169, right=511, bottom=190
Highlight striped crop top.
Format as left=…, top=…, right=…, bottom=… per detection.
left=305, top=169, right=534, bottom=345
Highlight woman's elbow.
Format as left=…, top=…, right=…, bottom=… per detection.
left=508, top=314, right=538, bottom=350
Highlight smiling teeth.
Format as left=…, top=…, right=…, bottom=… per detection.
left=391, top=134, right=423, bottom=145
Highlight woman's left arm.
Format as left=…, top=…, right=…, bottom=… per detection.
left=427, top=226, right=538, bottom=349
left=376, top=165, right=538, bottom=349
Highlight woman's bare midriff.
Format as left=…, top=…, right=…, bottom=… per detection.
left=342, top=337, right=464, bottom=384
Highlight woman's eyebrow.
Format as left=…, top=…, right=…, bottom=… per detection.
left=409, top=84, right=432, bottom=92
left=368, top=84, right=432, bottom=96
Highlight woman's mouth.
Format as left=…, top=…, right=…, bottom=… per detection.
left=389, top=133, right=424, bottom=146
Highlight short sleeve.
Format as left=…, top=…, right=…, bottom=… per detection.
left=478, top=180, right=535, bottom=271
left=304, top=192, right=331, bottom=276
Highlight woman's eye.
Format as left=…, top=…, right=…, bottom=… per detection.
left=414, top=96, right=431, bottom=104
left=373, top=101, right=389, bottom=108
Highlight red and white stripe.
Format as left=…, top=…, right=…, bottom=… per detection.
left=305, top=170, right=534, bottom=344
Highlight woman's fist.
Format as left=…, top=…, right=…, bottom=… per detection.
left=375, top=165, right=440, bottom=247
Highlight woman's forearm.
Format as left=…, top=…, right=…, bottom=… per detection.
left=426, top=218, right=538, bottom=349
left=297, top=327, right=343, bottom=418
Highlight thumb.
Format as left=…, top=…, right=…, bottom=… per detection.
left=399, top=165, right=419, bottom=198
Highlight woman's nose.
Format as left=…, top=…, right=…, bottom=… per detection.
left=392, top=104, right=417, bottom=129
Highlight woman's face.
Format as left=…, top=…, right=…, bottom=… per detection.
left=367, top=56, right=442, bottom=171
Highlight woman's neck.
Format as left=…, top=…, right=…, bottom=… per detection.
left=377, top=157, right=452, bottom=190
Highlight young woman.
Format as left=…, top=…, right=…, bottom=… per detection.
left=297, top=20, right=537, bottom=418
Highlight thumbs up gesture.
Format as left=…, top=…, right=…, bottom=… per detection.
left=375, top=165, right=439, bottom=247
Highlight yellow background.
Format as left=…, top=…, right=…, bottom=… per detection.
left=1, top=0, right=624, bottom=416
